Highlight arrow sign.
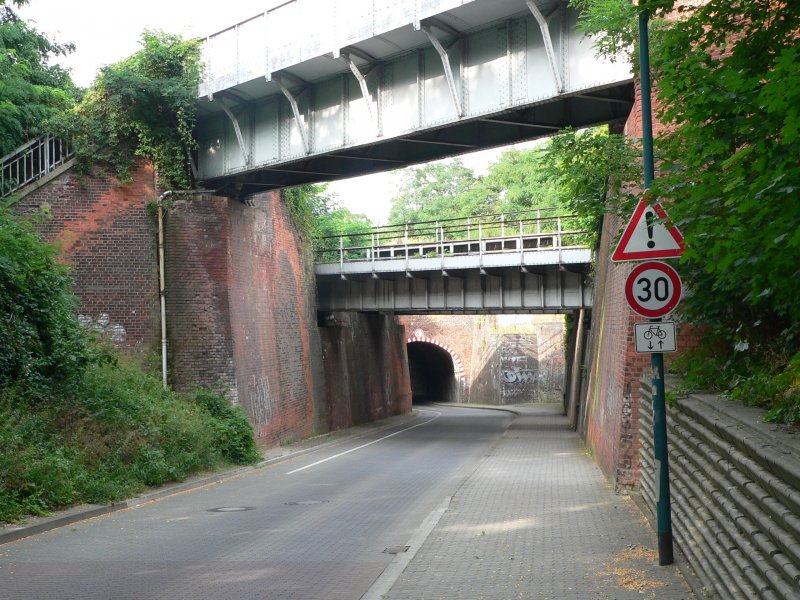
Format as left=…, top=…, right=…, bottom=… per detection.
left=635, top=321, right=677, bottom=353
left=612, top=199, right=684, bottom=262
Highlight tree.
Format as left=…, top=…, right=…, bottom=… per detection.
left=0, top=2, right=78, bottom=156
left=573, top=0, right=800, bottom=419
left=387, top=160, right=480, bottom=224
left=280, top=182, right=373, bottom=259
left=544, top=127, right=640, bottom=238
left=478, top=147, right=563, bottom=213
left=66, top=31, right=200, bottom=189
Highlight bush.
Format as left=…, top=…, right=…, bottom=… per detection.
left=669, top=347, right=800, bottom=426
left=193, top=389, right=262, bottom=465
left=0, top=210, right=96, bottom=392
left=0, top=360, right=262, bottom=523
left=0, top=211, right=262, bottom=523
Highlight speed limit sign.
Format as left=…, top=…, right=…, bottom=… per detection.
left=625, top=261, right=682, bottom=318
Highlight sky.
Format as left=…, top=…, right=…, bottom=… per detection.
left=17, top=0, right=538, bottom=224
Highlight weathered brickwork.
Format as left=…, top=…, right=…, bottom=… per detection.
left=164, top=191, right=327, bottom=447
left=13, top=161, right=412, bottom=449
left=13, top=162, right=160, bottom=354
left=320, top=312, right=412, bottom=430
left=400, top=314, right=566, bottom=405
left=581, top=79, right=704, bottom=491
left=163, top=196, right=236, bottom=395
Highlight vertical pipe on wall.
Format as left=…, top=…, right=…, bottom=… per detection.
left=156, top=189, right=212, bottom=389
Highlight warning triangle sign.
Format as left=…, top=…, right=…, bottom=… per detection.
left=611, top=199, right=684, bottom=262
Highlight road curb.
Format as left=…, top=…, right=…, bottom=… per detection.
left=0, top=410, right=425, bottom=546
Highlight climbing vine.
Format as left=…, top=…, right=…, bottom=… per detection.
left=63, top=31, right=201, bottom=189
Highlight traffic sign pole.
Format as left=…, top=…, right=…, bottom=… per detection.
left=639, top=9, right=674, bottom=566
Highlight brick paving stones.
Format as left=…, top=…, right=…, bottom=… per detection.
left=385, top=405, right=695, bottom=600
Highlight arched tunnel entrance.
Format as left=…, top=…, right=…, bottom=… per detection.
left=406, top=341, right=458, bottom=404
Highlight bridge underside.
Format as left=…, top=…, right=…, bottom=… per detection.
left=195, top=1, right=633, bottom=198
left=317, top=264, right=591, bottom=314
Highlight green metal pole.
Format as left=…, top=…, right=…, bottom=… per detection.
left=638, top=9, right=674, bottom=566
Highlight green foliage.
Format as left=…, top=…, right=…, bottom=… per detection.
left=282, top=182, right=337, bottom=237
left=544, top=127, right=640, bottom=242
left=381, top=130, right=638, bottom=252
left=283, top=183, right=374, bottom=259
left=193, top=389, right=261, bottom=464
left=0, top=360, right=262, bottom=522
left=576, top=0, right=800, bottom=417
left=571, top=0, right=639, bottom=63
left=0, top=4, right=78, bottom=156
left=670, top=348, right=800, bottom=426
left=0, top=210, right=260, bottom=523
left=387, top=160, right=481, bottom=224
left=478, top=148, right=562, bottom=213
left=0, top=210, right=96, bottom=392
left=645, top=0, right=800, bottom=354
left=65, top=30, right=200, bottom=188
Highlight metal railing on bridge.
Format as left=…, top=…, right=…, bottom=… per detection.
left=314, top=209, right=591, bottom=267
left=1, top=135, right=74, bottom=198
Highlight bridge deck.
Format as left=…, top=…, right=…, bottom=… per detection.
left=195, top=0, right=632, bottom=198
left=315, top=210, right=593, bottom=313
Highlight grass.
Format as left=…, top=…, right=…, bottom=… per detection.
left=668, top=348, right=800, bottom=426
left=0, top=358, right=261, bottom=523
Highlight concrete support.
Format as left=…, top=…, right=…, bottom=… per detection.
left=565, top=308, right=585, bottom=428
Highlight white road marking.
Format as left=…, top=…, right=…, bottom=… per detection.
left=285, top=410, right=441, bottom=475
left=360, top=495, right=453, bottom=600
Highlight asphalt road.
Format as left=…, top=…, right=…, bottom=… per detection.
left=0, top=405, right=514, bottom=600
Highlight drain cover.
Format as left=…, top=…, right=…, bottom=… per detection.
left=383, top=546, right=410, bottom=554
left=285, top=500, right=330, bottom=506
left=207, top=506, right=255, bottom=512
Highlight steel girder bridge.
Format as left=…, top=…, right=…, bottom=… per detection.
left=194, top=0, right=633, bottom=199
left=314, top=210, right=593, bottom=313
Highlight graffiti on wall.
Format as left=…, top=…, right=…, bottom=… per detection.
left=498, top=334, right=538, bottom=400
left=501, top=368, right=539, bottom=384
left=79, top=313, right=126, bottom=343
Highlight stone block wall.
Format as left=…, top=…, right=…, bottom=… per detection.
left=639, top=381, right=800, bottom=599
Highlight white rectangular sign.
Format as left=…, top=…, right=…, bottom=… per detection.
left=634, top=321, right=677, bottom=353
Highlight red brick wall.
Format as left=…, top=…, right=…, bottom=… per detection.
left=13, top=162, right=160, bottom=354
left=163, top=195, right=236, bottom=394
left=164, top=191, right=327, bottom=446
left=582, top=75, right=705, bottom=491
left=581, top=212, right=651, bottom=491
left=320, top=312, right=411, bottom=430
left=400, top=314, right=566, bottom=405
left=13, top=162, right=411, bottom=448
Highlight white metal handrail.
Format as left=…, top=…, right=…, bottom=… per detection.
left=1, top=134, right=74, bottom=198
left=315, top=211, right=590, bottom=265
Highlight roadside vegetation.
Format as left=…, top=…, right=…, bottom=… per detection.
left=0, top=210, right=260, bottom=523
left=573, top=0, right=800, bottom=422
left=0, top=2, right=260, bottom=523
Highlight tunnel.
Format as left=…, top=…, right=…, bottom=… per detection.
left=406, top=341, right=457, bottom=404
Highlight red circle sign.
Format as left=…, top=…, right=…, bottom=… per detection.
left=625, top=261, right=682, bottom=318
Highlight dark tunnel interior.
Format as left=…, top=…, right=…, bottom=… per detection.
left=406, top=342, right=456, bottom=404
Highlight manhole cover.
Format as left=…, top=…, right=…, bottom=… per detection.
left=285, top=500, right=330, bottom=506
left=383, top=546, right=410, bottom=554
left=207, top=506, right=255, bottom=512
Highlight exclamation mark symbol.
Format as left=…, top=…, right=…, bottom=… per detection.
left=645, top=209, right=656, bottom=249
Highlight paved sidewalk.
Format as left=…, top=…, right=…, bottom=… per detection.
left=385, top=405, right=695, bottom=600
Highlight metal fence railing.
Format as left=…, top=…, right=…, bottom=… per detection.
left=1, top=135, right=74, bottom=198
left=314, top=209, right=591, bottom=265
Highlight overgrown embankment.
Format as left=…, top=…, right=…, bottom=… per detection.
left=0, top=210, right=261, bottom=523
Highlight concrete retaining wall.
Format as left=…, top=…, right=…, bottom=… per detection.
left=638, top=381, right=800, bottom=599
